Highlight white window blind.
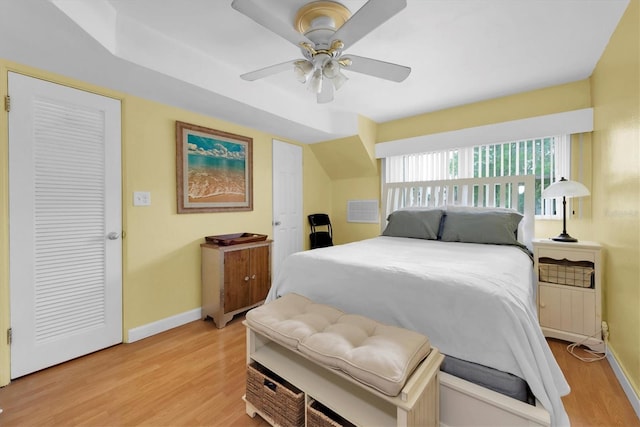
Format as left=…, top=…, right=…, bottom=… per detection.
left=384, top=135, right=570, bottom=217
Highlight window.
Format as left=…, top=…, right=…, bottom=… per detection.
left=383, top=135, right=570, bottom=217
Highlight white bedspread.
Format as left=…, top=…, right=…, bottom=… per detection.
left=267, top=237, right=570, bottom=426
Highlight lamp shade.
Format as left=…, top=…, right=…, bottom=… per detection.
left=542, top=177, right=590, bottom=199
left=294, top=60, right=313, bottom=83
left=541, top=177, right=589, bottom=242
left=307, top=68, right=323, bottom=94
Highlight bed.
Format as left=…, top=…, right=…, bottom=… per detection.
left=267, top=176, right=570, bottom=427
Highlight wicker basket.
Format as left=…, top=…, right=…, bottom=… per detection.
left=246, top=362, right=304, bottom=427
left=539, top=259, right=594, bottom=288
left=306, top=400, right=356, bottom=427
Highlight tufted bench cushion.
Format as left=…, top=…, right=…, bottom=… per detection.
left=245, top=293, right=431, bottom=397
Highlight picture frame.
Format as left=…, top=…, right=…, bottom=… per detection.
left=176, top=121, right=253, bottom=213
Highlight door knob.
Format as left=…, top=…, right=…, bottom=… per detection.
left=107, top=232, right=121, bottom=240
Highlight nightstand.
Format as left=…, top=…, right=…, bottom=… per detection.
left=201, top=240, right=272, bottom=328
left=532, top=238, right=603, bottom=351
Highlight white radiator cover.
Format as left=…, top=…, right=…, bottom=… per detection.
left=347, top=200, right=379, bottom=223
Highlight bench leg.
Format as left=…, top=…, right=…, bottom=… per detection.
left=245, top=398, right=258, bottom=418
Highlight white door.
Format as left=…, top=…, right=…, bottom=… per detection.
left=272, top=140, right=303, bottom=279
left=8, top=72, right=122, bottom=379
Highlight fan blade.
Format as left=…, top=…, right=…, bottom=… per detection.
left=317, top=80, right=334, bottom=104
left=232, top=0, right=312, bottom=47
left=343, top=55, right=411, bottom=82
left=240, top=60, right=297, bottom=81
left=332, top=0, right=407, bottom=50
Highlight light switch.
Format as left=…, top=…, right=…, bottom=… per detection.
left=133, top=191, right=151, bottom=206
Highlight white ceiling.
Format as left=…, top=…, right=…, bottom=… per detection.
left=0, top=0, right=629, bottom=143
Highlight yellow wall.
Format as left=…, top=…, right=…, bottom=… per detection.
left=309, top=135, right=380, bottom=243
left=0, top=60, right=328, bottom=386
left=331, top=175, right=381, bottom=244
left=302, top=144, right=333, bottom=249
left=377, top=80, right=592, bottom=143
left=357, top=115, right=378, bottom=161
left=590, top=0, right=640, bottom=396
left=309, top=115, right=380, bottom=244
left=535, top=132, right=595, bottom=240
left=316, top=83, right=597, bottom=243
left=122, top=97, right=277, bottom=330
left=315, top=80, right=595, bottom=244
left=378, top=79, right=596, bottom=242
left=309, top=134, right=376, bottom=180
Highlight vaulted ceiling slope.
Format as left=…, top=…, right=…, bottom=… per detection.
left=0, top=0, right=629, bottom=143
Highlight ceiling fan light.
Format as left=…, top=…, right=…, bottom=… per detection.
left=331, top=71, right=348, bottom=91
left=308, top=68, right=323, bottom=94
left=294, top=61, right=313, bottom=83
left=323, top=59, right=341, bottom=79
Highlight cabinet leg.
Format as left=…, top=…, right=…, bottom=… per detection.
left=212, top=313, right=235, bottom=328
left=213, top=315, right=226, bottom=329
left=224, top=313, right=234, bottom=325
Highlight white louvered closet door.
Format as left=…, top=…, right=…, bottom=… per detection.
left=8, top=73, right=122, bottom=379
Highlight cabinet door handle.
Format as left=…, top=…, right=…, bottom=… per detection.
left=540, top=302, right=546, bottom=308
left=251, top=274, right=256, bottom=280
left=244, top=276, right=250, bottom=282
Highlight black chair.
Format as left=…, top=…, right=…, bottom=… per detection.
left=308, top=213, right=333, bottom=249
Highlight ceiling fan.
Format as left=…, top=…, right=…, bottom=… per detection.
left=231, top=0, right=411, bottom=103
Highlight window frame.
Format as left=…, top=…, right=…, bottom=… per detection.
left=382, top=135, right=571, bottom=219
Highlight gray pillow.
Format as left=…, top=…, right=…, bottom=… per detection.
left=440, top=209, right=523, bottom=246
left=382, top=209, right=444, bottom=240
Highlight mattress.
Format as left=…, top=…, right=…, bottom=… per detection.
left=267, top=236, right=570, bottom=426
left=441, top=354, right=534, bottom=404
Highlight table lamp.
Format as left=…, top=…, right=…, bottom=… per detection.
left=541, top=177, right=590, bottom=242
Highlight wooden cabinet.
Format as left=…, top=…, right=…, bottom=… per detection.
left=533, top=239, right=603, bottom=351
left=201, top=240, right=272, bottom=328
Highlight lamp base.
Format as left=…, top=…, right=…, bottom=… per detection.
left=551, top=233, right=578, bottom=243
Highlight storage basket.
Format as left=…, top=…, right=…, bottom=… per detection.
left=246, top=362, right=304, bottom=427
left=306, top=400, right=356, bottom=427
left=539, top=257, right=594, bottom=288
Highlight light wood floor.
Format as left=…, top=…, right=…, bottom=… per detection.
left=0, top=316, right=637, bottom=426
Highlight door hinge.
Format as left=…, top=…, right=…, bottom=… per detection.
left=7, top=328, right=12, bottom=345
left=4, top=95, right=10, bottom=112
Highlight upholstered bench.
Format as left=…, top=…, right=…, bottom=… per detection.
left=244, top=293, right=443, bottom=427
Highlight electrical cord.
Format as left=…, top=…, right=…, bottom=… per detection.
left=566, top=326, right=608, bottom=362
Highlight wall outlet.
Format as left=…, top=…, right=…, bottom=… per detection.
left=133, top=191, right=151, bottom=206
left=602, top=321, right=609, bottom=339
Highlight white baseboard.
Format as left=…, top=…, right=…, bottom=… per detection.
left=607, top=349, right=640, bottom=420
left=127, top=308, right=202, bottom=343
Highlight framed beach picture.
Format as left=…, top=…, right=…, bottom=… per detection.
left=176, top=121, right=253, bottom=213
